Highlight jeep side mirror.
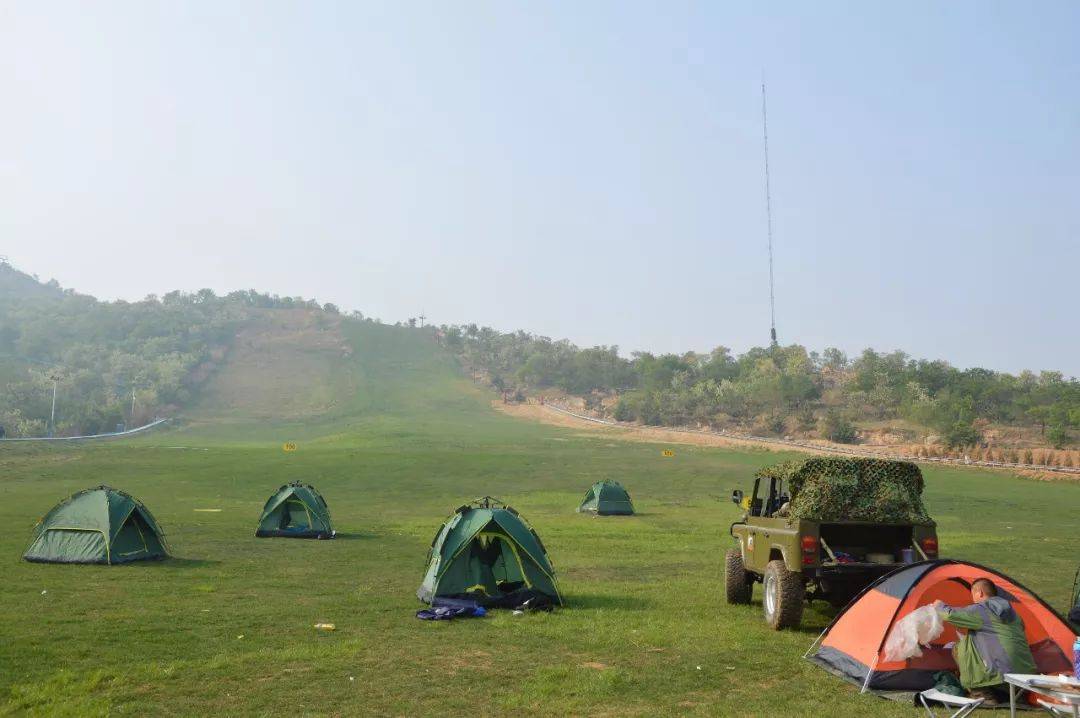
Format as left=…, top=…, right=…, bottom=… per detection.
left=731, top=489, right=744, bottom=506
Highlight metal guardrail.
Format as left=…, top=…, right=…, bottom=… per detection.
left=542, top=402, right=1080, bottom=476
left=0, top=418, right=169, bottom=442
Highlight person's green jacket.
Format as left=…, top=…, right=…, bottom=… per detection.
left=938, top=597, right=1038, bottom=690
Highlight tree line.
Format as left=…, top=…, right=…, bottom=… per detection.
left=440, top=324, right=1080, bottom=449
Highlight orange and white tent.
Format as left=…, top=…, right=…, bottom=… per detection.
left=808, top=560, right=1075, bottom=692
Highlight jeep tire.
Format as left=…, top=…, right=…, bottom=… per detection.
left=762, top=559, right=804, bottom=630
left=725, top=548, right=752, bottom=604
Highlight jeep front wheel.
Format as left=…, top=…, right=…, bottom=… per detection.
left=725, top=548, right=752, bottom=604
left=762, top=559, right=804, bottom=630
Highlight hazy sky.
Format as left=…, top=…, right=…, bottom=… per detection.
left=2, top=2, right=1078, bottom=375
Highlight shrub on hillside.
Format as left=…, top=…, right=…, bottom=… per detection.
left=613, top=391, right=663, bottom=425
left=612, top=394, right=640, bottom=422
left=795, top=405, right=816, bottom=432
left=1047, top=424, right=1069, bottom=450
left=820, top=410, right=858, bottom=444
left=639, top=393, right=663, bottom=426
left=942, top=422, right=981, bottom=449
left=757, top=411, right=788, bottom=436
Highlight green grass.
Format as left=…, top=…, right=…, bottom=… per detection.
left=2, top=322, right=1078, bottom=716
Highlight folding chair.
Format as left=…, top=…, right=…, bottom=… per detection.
left=917, top=689, right=985, bottom=718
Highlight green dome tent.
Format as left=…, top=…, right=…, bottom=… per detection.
left=24, top=485, right=169, bottom=564
left=418, top=497, right=562, bottom=607
left=255, top=482, right=335, bottom=539
left=577, top=479, right=634, bottom=515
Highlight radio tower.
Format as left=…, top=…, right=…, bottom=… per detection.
left=761, top=81, right=778, bottom=346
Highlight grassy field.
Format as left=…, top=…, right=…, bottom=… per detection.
left=2, top=322, right=1078, bottom=717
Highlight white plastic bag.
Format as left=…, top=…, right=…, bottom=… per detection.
left=883, top=605, right=945, bottom=662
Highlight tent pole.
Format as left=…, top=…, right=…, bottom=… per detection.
left=860, top=655, right=879, bottom=694
left=803, top=625, right=830, bottom=659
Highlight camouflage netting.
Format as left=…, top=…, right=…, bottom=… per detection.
left=757, top=457, right=934, bottom=525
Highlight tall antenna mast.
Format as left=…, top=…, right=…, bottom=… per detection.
left=761, top=80, right=778, bottom=345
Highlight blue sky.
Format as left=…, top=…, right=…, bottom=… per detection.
left=2, top=2, right=1078, bottom=374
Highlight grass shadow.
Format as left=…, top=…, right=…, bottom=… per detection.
left=746, top=599, right=839, bottom=635
left=580, top=512, right=658, bottom=518
left=788, top=622, right=834, bottom=636
left=331, top=532, right=372, bottom=540
left=159, top=557, right=221, bottom=569
left=565, top=593, right=653, bottom=611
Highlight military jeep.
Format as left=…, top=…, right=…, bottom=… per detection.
left=726, top=457, right=938, bottom=629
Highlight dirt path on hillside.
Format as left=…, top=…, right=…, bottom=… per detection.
left=493, top=401, right=1079, bottom=480
left=493, top=401, right=815, bottom=454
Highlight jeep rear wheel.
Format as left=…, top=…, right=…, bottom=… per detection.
left=724, top=548, right=752, bottom=604
left=763, top=559, right=804, bottom=630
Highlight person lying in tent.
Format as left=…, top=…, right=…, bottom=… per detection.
left=933, top=578, right=1038, bottom=705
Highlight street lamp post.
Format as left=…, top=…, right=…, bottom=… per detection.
left=48, top=374, right=60, bottom=437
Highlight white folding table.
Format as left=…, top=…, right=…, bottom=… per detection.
left=1004, top=674, right=1080, bottom=718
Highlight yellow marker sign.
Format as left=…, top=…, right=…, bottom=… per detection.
left=283, top=442, right=297, bottom=452
left=662, top=449, right=675, bottom=457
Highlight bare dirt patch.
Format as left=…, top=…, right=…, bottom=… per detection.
left=493, top=401, right=1080, bottom=479
left=494, top=401, right=805, bottom=454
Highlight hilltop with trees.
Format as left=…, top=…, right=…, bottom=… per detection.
left=2, top=260, right=1077, bottom=453
left=439, top=324, right=1080, bottom=454
left=0, top=261, right=354, bottom=437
